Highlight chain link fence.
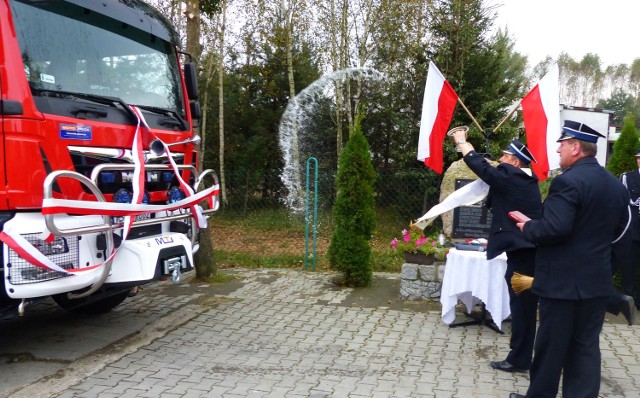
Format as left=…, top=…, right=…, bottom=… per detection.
left=210, top=167, right=443, bottom=271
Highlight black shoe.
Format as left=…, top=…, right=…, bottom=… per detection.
left=490, top=359, right=527, bottom=373
left=621, top=295, right=636, bottom=326
left=509, top=394, right=525, bottom=398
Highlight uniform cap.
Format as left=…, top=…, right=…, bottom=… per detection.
left=502, top=139, right=536, bottom=164
left=557, top=120, right=605, bottom=143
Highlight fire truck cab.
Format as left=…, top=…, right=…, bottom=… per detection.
left=0, top=0, right=217, bottom=315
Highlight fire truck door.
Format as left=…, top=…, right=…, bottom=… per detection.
left=0, top=70, right=8, bottom=207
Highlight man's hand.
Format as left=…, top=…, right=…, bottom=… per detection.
left=516, top=221, right=527, bottom=232
left=449, top=129, right=467, bottom=144
left=449, top=128, right=473, bottom=156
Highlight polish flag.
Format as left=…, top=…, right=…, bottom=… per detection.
left=521, top=64, right=561, bottom=180
left=417, top=62, right=459, bottom=174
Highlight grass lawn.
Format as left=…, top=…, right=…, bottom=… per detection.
left=209, top=208, right=424, bottom=273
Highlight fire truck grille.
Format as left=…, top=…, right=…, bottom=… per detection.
left=7, top=234, right=78, bottom=285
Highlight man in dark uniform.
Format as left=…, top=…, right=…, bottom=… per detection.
left=511, top=120, right=630, bottom=398
left=619, top=149, right=640, bottom=302
left=602, top=148, right=640, bottom=326
left=449, top=130, right=541, bottom=373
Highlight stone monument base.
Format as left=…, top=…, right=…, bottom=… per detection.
left=400, top=261, right=445, bottom=300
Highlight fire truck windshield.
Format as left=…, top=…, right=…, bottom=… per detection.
left=10, top=0, right=186, bottom=118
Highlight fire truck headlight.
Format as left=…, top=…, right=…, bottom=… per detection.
left=34, top=236, right=69, bottom=256
left=167, top=186, right=185, bottom=204
left=113, top=189, right=149, bottom=204
left=113, top=188, right=132, bottom=204
left=112, top=189, right=151, bottom=224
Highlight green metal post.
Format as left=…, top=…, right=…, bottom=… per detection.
left=304, top=157, right=318, bottom=270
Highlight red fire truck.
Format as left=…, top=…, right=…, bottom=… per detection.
left=0, top=0, right=218, bottom=316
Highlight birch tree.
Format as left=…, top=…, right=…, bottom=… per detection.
left=630, top=59, right=640, bottom=99
left=602, top=64, right=629, bottom=100
left=216, top=2, right=228, bottom=207
left=316, top=0, right=347, bottom=155
left=315, top=0, right=382, bottom=153
left=281, top=0, right=306, bottom=207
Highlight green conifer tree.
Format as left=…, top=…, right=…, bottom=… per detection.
left=327, top=117, right=376, bottom=287
left=607, top=116, right=639, bottom=177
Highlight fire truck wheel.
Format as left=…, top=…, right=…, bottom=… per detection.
left=52, top=290, right=130, bottom=315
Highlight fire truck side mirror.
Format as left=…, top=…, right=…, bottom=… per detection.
left=190, top=101, right=201, bottom=128
left=183, top=62, right=199, bottom=101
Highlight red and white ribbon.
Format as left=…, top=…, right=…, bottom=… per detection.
left=0, top=106, right=219, bottom=275
left=41, top=185, right=219, bottom=217
left=156, top=139, right=208, bottom=228
left=125, top=106, right=147, bottom=241
left=0, top=227, right=102, bottom=274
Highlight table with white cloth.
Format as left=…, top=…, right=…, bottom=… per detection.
left=440, top=248, right=510, bottom=333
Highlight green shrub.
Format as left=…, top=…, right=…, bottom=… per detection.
left=607, top=115, right=639, bottom=177
left=327, top=119, right=376, bottom=287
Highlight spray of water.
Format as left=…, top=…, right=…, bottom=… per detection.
left=278, top=67, right=384, bottom=213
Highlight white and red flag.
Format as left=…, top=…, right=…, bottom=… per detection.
left=417, top=61, right=459, bottom=174
left=521, top=64, right=561, bottom=180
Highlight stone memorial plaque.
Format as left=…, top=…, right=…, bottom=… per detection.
left=452, top=179, right=492, bottom=238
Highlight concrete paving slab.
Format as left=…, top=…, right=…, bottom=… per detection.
left=2, top=269, right=639, bottom=398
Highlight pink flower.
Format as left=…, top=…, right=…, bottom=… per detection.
left=402, top=230, right=411, bottom=243
left=391, top=228, right=444, bottom=257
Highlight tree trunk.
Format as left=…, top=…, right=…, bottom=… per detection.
left=187, top=0, right=213, bottom=281
left=341, top=0, right=353, bottom=135
left=328, top=0, right=344, bottom=156
left=335, top=80, right=344, bottom=155
left=351, top=0, right=376, bottom=136
left=200, top=53, right=217, bottom=168
left=185, top=1, right=202, bottom=62
left=217, top=3, right=228, bottom=208
left=284, top=0, right=303, bottom=206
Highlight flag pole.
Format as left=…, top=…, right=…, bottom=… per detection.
left=457, top=97, right=483, bottom=131
left=493, top=98, right=524, bottom=133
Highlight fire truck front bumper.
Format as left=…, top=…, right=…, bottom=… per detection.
left=107, top=233, right=195, bottom=284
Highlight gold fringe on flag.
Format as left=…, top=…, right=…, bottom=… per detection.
left=511, top=272, right=534, bottom=295
left=409, top=220, right=424, bottom=234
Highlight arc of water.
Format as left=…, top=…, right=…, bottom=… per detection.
left=278, top=67, right=384, bottom=213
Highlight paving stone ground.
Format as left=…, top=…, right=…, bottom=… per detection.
left=7, top=269, right=640, bottom=398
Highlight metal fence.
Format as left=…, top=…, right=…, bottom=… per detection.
left=210, top=167, right=443, bottom=269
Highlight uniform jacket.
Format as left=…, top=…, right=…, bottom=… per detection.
left=463, top=151, right=542, bottom=260
left=621, top=169, right=640, bottom=241
left=523, top=157, right=629, bottom=300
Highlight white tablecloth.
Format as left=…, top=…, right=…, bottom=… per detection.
left=440, top=248, right=510, bottom=330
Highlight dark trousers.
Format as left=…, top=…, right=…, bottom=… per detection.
left=526, top=296, right=608, bottom=398
left=626, top=240, right=640, bottom=296
left=504, top=248, right=538, bottom=369
left=613, top=236, right=637, bottom=296
left=607, top=236, right=637, bottom=314
left=607, top=291, right=627, bottom=315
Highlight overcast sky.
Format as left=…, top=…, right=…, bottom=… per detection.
left=492, top=0, right=639, bottom=68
